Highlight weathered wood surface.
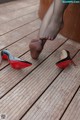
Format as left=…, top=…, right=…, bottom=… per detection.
left=0, top=0, right=80, bottom=120
left=61, top=88, right=80, bottom=120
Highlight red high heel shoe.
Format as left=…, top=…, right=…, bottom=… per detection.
left=1, top=49, right=32, bottom=69
left=56, top=50, right=76, bottom=69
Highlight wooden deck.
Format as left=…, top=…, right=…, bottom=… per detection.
left=0, top=0, right=80, bottom=120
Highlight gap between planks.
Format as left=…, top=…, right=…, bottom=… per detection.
left=0, top=11, right=39, bottom=36
left=0, top=34, right=67, bottom=98
left=61, top=87, right=80, bottom=120
left=0, top=39, right=80, bottom=120
left=0, top=4, right=39, bottom=25
left=0, top=19, right=41, bottom=50
left=21, top=52, right=80, bottom=120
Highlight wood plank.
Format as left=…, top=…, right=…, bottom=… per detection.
left=0, top=4, right=39, bottom=24
left=0, top=0, right=20, bottom=5
left=0, top=11, right=38, bottom=35
left=0, top=0, right=39, bottom=14
left=0, top=34, right=67, bottom=98
left=61, top=89, right=80, bottom=120
left=0, top=33, right=80, bottom=70
left=21, top=52, right=80, bottom=120
left=0, top=0, right=38, bottom=8
left=0, top=30, right=39, bottom=69
left=0, top=19, right=41, bottom=50
left=0, top=40, right=79, bottom=120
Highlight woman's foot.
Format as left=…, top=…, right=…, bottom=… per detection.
left=40, top=18, right=64, bottom=40
left=29, top=39, right=45, bottom=59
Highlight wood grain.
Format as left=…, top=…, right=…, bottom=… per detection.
left=0, top=1, right=80, bottom=120
left=0, top=40, right=79, bottom=120
left=22, top=52, right=80, bottom=120
left=0, top=19, right=41, bottom=50
left=0, top=0, right=39, bottom=14
left=0, top=34, right=67, bottom=98
left=0, top=11, right=38, bottom=35
left=61, top=89, right=80, bottom=120
left=0, top=4, right=39, bottom=24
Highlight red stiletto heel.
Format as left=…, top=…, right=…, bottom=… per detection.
left=1, top=49, right=32, bottom=69
left=56, top=50, right=76, bottom=69
left=2, top=54, right=8, bottom=60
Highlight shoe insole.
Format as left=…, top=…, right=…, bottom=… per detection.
left=60, top=50, right=68, bottom=60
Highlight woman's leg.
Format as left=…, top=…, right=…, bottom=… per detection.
left=41, top=0, right=69, bottom=40
left=29, top=1, right=54, bottom=59
left=39, top=1, right=54, bottom=39
left=29, top=0, right=69, bottom=59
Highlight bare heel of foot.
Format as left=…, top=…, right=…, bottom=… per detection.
left=29, top=39, right=45, bottom=59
